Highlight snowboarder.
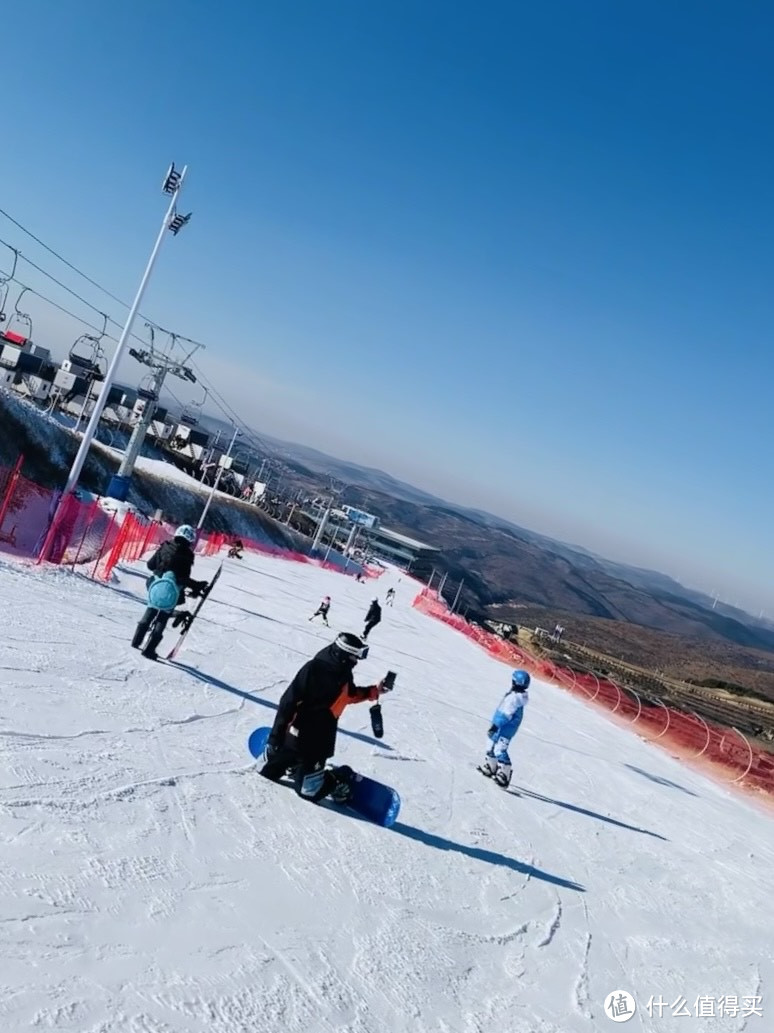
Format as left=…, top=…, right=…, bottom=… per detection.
left=309, top=595, right=331, bottom=626
left=260, top=632, right=392, bottom=803
left=362, top=598, right=382, bottom=640
left=479, top=669, right=531, bottom=787
left=228, top=538, right=244, bottom=559
left=131, top=525, right=209, bottom=661
left=385, top=588, right=395, bottom=606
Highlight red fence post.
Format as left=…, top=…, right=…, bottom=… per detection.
left=0, top=454, right=24, bottom=537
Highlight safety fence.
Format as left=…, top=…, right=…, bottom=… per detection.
left=413, top=587, right=774, bottom=798
left=0, top=455, right=383, bottom=584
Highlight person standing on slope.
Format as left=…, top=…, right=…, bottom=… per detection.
left=261, top=632, right=393, bottom=802
left=479, top=669, right=531, bottom=787
left=385, top=587, right=395, bottom=606
left=362, top=598, right=382, bottom=640
left=309, top=595, right=331, bottom=626
left=131, top=525, right=209, bottom=660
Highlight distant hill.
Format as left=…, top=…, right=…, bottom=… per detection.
left=248, top=428, right=774, bottom=657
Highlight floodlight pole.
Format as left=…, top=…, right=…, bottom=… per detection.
left=61, top=166, right=188, bottom=499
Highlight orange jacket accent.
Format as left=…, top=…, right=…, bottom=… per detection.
left=329, top=683, right=379, bottom=719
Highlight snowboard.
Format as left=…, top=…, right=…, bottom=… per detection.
left=166, top=563, right=223, bottom=660
left=247, top=726, right=401, bottom=828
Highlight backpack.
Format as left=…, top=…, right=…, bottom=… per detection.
left=146, top=570, right=180, bottom=612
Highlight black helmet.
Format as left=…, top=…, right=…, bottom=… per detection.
left=331, top=632, right=369, bottom=664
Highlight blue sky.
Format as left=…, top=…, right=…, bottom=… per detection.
left=2, top=1, right=772, bottom=612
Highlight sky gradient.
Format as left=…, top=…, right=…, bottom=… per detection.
left=1, top=1, right=771, bottom=613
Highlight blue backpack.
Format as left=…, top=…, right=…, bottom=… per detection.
left=146, top=571, right=180, bottom=612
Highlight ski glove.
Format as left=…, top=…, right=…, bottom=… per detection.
left=488, top=724, right=499, bottom=738
left=172, top=611, right=193, bottom=630
left=188, top=580, right=209, bottom=598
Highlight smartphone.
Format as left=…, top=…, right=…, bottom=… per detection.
left=383, top=670, right=396, bottom=690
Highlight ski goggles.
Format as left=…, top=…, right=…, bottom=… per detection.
left=335, top=636, right=370, bottom=661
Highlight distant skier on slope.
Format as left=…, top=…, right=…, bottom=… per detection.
left=260, top=632, right=393, bottom=803
left=131, top=525, right=209, bottom=661
left=362, top=598, right=382, bottom=640
left=309, top=595, right=331, bottom=626
left=385, top=588, right=395, bottom=606
left=478, top=669, right=530, bottom=788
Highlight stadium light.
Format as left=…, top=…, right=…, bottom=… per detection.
left=58, top=164, right=190, bottom=501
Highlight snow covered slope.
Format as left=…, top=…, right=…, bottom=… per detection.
left=0, top=553, right=772, bottom=1033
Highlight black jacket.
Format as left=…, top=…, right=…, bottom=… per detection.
left=270, top=644, right=375, bottom=761
left=147, top=539, right=196, bottom=606
left=365, top=601, right=382, bottom=624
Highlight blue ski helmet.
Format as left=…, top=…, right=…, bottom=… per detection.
left=511, top=669, right=530, bottom=690
left=174, top=524, right=196, bottom=544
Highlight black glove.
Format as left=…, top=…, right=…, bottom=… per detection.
left=188, top=579, right=209, bottom=598
left=488, top=724, right=499, bottom=738
left=172, top=610, right=193, bottom=630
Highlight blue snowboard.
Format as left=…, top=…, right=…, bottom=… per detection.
left=247, top=726, right=401, bottom=828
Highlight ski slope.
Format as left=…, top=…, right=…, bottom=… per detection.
left=0, top=551, right=772, bottom=1033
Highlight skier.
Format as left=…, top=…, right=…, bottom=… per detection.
left=309, top=595, right=331, bottom=626
left=362, top=598, right=382, bottom=640
left=385, top=587, right=395, bottom=606
left=479, top=669, right=531, bottom=787
left=260, top=632, right=393, bottom=803
left=131, top=525, right=209, bottom=660
left=228, top=537, right=244, bottom=559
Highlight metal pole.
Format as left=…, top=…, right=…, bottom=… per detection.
left=311, top=496, right=332, bottom=552
left=116, top=367, right=166, bottom=478
left=197, top=423, right=239, bottom=530
left=438, top=572, right=448, bottom=597
left=451, top=578, right=465, bottom=612
left=61, top=170, right=187, bottom=499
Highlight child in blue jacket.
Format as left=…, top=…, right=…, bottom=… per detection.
left=479, top=669, right=530, bottom=787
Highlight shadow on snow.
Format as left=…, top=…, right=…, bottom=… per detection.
left=168, top=661, right=393, bottom=752
left=392, top=822, right=585, bottom=892
left=513, top=785, right=668, bottom=840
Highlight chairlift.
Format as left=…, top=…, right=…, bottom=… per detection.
left=3, top=287, right=33, bottom=343
left=68, top=313, right=108, bottom=381
left=136, top=373, right=158, bottom=403
left=0, top=247, right=19, bottom=325
left=179, top=384, right=207, bottom=427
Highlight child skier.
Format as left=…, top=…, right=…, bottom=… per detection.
left=385, top=588, right=395, bottom=606
left=479, top=669, right=530, bottom=787
left=309, top=595, right=331, bottom=626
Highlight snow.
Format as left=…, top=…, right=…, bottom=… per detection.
left=97, top=446, right=212, bottom=494
left=0, top=552, right=772, bottom=1033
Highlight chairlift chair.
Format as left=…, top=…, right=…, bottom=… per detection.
left=3, top=287, right=33, bottom=343
left=136, top=374, right=158, bottom=402
left=0, top=247, right=19, bottom=325
left=68, top=333, right=107, bottom=381
left=179, top=384, right=207, bottom=427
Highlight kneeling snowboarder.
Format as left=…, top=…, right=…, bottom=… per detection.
left=479, top=668, right=530, bottom=787
left=261, top=632, right=392, bottom=803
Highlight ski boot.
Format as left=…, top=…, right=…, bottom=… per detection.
left=478, top=754, right=497, bottom=778
left=494, top=762, right=513, bottom=788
